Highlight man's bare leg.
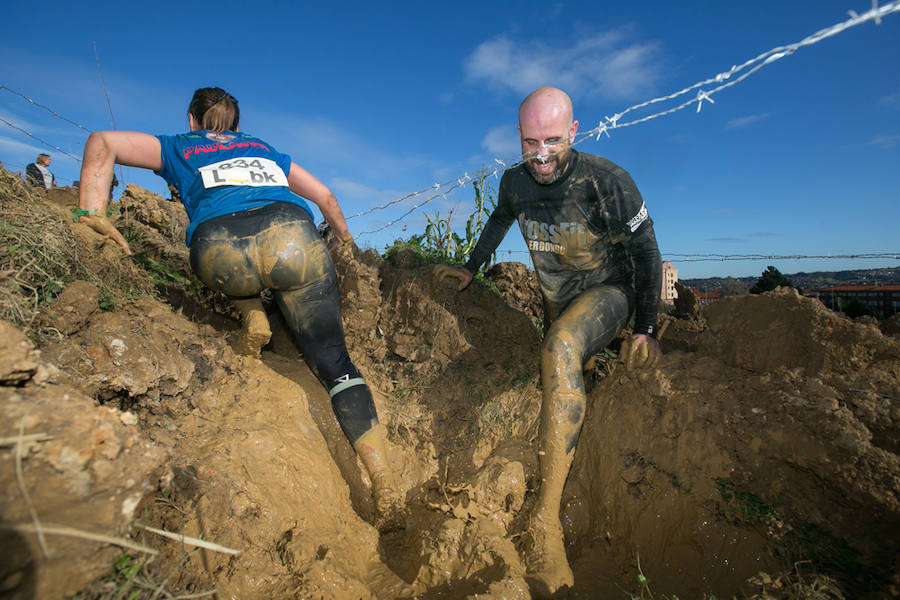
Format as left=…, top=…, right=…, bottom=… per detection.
left=231, top=296, right=271, bottom=357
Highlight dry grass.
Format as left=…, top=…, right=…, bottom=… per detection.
left=0, top=170, right=155, bottom=332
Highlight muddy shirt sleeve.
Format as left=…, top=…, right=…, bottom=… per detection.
left=464, top=174, right=517, bottom=274
left=597, top=167, right=662, bottom=337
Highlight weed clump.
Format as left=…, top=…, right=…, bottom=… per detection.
left=0, top=170, right=155, bottom=332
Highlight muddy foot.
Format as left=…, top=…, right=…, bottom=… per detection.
left=372, top=481, right=406, bottom=533
left=522, top=517, right=574, bottom=596
left=232, top=310, right=271, bottom=357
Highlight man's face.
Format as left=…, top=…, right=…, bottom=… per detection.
left=518, top=111, right=578, bottom=185
left=39, top=156, right=51, bottom=167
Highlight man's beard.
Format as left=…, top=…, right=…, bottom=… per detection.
left=524, top=147, right=571, bottom=185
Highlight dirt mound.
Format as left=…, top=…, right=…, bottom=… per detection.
left=567, top=288, right=899, bottom=597
left=1, top=179, right=898, bottom=599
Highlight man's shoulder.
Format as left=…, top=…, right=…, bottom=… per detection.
left=576, top=151, right=623, bottom=173
left=576, top=151, right=635, bottom=182
left=499, top=162, right=529, bottom=188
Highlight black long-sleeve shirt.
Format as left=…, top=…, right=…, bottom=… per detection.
left=465, top=150, right=662, bottom=337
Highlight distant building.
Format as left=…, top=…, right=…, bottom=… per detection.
left=693, top=289, right=721, bottom=307
left=805, top=284, right=900, bottom=318
left=661, top=261, right=678, bottom=302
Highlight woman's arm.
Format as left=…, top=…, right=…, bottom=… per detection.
left=287, top=162, right=351, bottom=245
left=77, top=131, right=163, bottom=254
left=79, top=131, right=162, bottom=211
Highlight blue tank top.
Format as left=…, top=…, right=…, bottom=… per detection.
left=155, top=130, right=313, bottom=245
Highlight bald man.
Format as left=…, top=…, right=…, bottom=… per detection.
left=436, top=87, right=662, bottom=593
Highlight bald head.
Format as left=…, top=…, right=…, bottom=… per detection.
left=517, top=87, right=578, bottom=185
left=518, top=87, right=574, bottom=130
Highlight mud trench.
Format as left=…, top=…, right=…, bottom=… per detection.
left=125, top=266, right=897, bottom=599
left=1, top=183, right=897, bottom=600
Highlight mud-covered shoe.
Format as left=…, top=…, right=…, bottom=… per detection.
left=232, top=310, right=271, bottom=357
left=521, top=517, right=574, bottom=596
left=372, top=479, right=406, bottom=533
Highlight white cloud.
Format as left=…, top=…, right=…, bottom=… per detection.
left=725, top=112, right=773, bottom=130
left=868, top=133, right=900, bottom=148
left=481, top=125, right=520, bottom=158
left=878, top=91, right=900, bottom=110
left=0, top=133, right=45, bottom=157
left=463, top=30, right=663, bottom=100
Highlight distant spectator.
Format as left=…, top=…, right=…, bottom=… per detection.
left=25, top=153, right=56, bottom=189
left=72, top=180, right=80, bottom=191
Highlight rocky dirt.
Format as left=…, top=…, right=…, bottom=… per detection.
left=1, top=175, right=898, bottom=599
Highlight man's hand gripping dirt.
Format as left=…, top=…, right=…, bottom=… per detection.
left=619, top=333, right=661, bottom=371
left=433, top=264, right=473, bottom=291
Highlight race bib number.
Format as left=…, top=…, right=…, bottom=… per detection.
left=199, top=157, right=288, bottom=189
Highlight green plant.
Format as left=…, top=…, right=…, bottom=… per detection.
left=715, top=477, right=786, bottom=543
left=716, top=478, right=883, bottom=595
left=385, top=168, right=497, bottom=267
left=625, top=552, right=714, bottom=600
left=130, top=252, right=194, bottom=288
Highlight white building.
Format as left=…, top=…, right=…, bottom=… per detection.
left=661, top=261, right=678, bottom=302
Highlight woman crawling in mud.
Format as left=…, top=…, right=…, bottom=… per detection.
left=74, top=86, right=400, bottom=518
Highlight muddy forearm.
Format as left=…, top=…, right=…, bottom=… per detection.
left=317, top=192, right=351, bottom=241
left=78, top=132, right=115, bottom=213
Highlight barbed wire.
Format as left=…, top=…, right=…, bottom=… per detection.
left=0, top=85, right=93, bottom=133
left=350, top=0, right=900, bottom=236
left=664, top=252, right=900, bottom=263
left=0, top=115, right=83, bottom=161
left=490, top=249, right=899, bottom=262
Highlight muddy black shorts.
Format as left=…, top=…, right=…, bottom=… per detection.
left=189, top=202, right=377, bottom=442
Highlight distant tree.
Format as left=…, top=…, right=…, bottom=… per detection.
left=841, top=299, right=879, bottom=319
left=750, top=266, right=800, bottom=294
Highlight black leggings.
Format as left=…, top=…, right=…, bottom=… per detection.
left=189, top=202, right=377, bottom=444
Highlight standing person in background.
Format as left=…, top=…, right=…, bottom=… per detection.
left=75, top=86, right=401, bottom=519
left=26, top=153, right=55, bottom=189
left=436, top=86, right=662, bottom=594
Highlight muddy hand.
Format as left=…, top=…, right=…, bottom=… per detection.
left=619, top=334, right=660, bottom=371
left=328, top=231, right=354, bottom=254
left=433, top=264, right=473, bottom=291
left=79, top=213, right=132, bottom=255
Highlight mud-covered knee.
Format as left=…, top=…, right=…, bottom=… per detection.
left=541, top=325, right=584, bottom=376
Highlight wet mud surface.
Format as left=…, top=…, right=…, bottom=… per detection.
left=1, top=179, right=898, bottom=599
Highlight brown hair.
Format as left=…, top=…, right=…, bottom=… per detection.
left=188, top=87, right=239, bottom=133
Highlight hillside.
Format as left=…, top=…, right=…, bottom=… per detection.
left=683, top=266, right=900, bottom=295
left=1, top=171, right=899, bottom=599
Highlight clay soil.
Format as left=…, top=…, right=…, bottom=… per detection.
left=1, top=172, right=898, bottom=599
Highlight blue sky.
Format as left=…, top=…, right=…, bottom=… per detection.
left=2, top=1, right=898, bottom=280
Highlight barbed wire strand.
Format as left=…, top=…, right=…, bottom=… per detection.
left=349, top=0, right=900, bottom=234
left=0, top=85, right=93, bottom=133
left=0, top=116, right=83, bottom=161
left=492, top=249, right=900, bottom=262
